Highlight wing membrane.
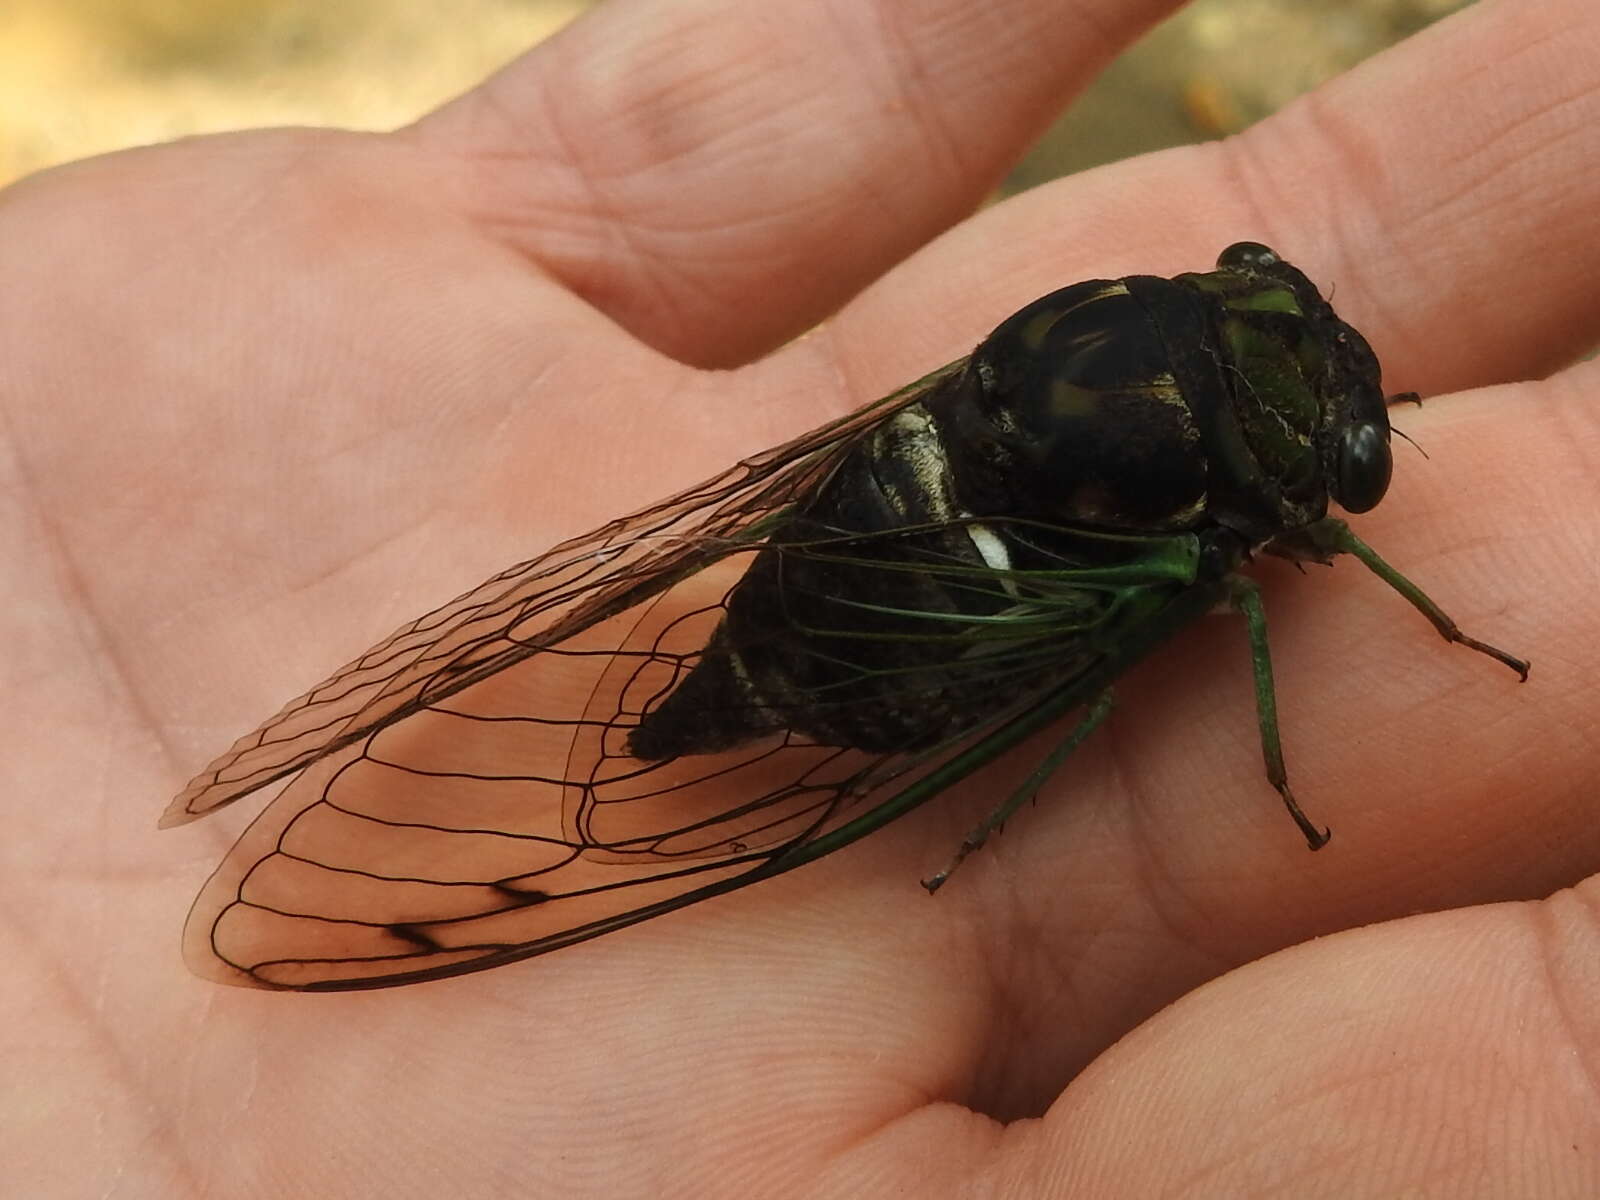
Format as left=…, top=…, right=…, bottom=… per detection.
left=180, top=521, right=1187, bottom=990
left=183, top=552, right=931, bottom=990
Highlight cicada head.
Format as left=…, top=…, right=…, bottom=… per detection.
left=1205, top=241, right=1395, bottom=517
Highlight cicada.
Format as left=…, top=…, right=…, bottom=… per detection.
left=164, top=242, right=1527, bottom=991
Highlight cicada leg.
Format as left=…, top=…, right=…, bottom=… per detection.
left=1307, top=519, right=1531, bottom=680
left=921, top=689, right=1117, bottom=893
left=1227, top=576, right=1332, bottom=851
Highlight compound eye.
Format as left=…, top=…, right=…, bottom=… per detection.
left=1336, top=421, right=1393, bottom=513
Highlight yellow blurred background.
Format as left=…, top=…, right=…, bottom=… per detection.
left=0, top=0, right=586, bottom=182
left=0, top=0, right=1470, bottom=188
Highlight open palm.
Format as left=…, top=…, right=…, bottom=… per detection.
left=5, top=0, right=1599, bottom=1195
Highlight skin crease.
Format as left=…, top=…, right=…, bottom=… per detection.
left=3, top=0, right=1600, bottom=1194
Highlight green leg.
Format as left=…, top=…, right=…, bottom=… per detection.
left=1308, top=520, right=1530, bottom=680
left=922, top=690, right=1116, bottom=893
left=1228, top=577, right=1331, bottom=851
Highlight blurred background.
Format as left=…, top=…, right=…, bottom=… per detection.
left=0, top=0, right=1472, bottom=190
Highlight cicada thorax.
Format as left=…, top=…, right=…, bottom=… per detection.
left=627, top=245, right=1397, bottom=763
left=957, top=244, right=1397, bottom=541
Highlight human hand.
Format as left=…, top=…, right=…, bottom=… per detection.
left=4, top=0, right=1598, bottom=1195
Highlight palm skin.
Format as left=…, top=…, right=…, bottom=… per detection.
left=3, top=0, right=1599, bottom=1195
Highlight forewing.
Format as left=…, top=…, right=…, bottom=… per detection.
left=182, top=528, right=1114, bottom=990
left=164, top=359, right=965, bottom=828
left=185, top=552, right=910, bottom=989
left=177, top=532, right=1165, bottom=991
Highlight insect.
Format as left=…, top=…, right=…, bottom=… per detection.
left=164, top=242, right=1528, bottom=991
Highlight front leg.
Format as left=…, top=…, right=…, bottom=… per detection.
left=1276, top=519, right=1531, bottom=680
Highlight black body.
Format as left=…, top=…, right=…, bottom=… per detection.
left=628, top=243, right=1394, bottom=760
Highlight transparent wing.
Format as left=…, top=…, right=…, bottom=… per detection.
left=182, top=527, right=1133, bottom=989
left=183, top=552, right=891, bottom=988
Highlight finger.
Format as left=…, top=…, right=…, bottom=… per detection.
left=411, top=0, right=1188, bottom=365
left=817, top=0, right=1600, bottom=404
left=1016, top=891, right=1600, bottom=1193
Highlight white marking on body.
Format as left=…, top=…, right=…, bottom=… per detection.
left=965, top=521, right=1019, bottom=599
